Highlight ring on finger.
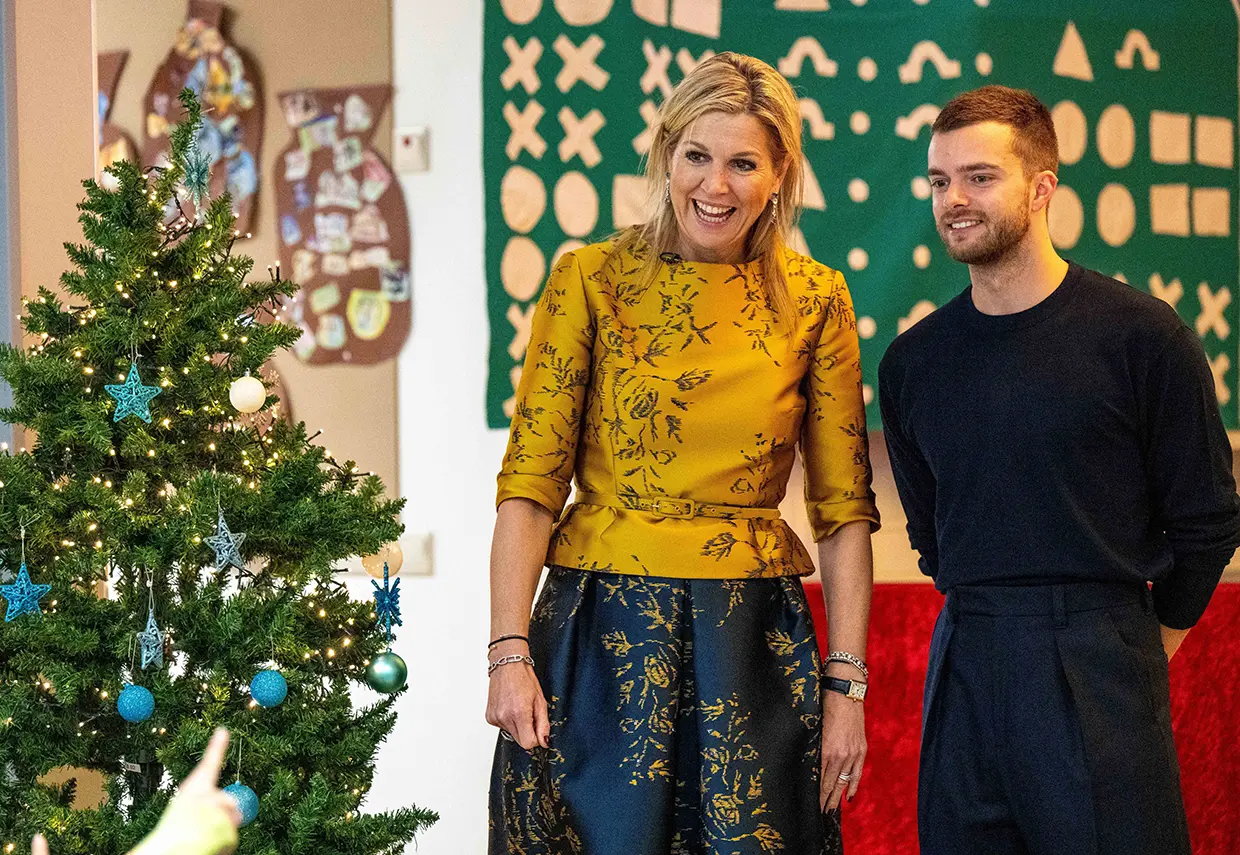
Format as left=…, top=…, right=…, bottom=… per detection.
left=499, top=729, right=516, bottom=742
left=837, top=772, right=853, bottom=783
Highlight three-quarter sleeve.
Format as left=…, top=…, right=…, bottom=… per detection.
left=800, top=269, right=880, bottom=541
left=1143, top=325, right=1240, bottom=628
left=496, top=252, right=595, bottom=516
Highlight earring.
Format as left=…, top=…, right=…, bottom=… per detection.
left=665, top=172, right=672, bottom=204
left=770, top=192, right=779, bottom=223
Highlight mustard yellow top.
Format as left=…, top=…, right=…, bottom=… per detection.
left=497, top=239, right=879, bottom=579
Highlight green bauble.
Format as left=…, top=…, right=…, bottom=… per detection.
left=366, top=651, right=408, bottom=693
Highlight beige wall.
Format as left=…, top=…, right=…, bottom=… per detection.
left=12, top=0, right=104, bottom=809
left=95, top=0, right=400, bottom=495
left=13, top=0, right=97, bottom=342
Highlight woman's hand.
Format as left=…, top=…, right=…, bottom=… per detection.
left=487, top=499, right=555, bottom=752
left=485, top=641, right=551, bottom=750
left=819, top=688, right=866, bottom=812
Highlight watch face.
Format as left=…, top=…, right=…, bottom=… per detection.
left=846, top=682, right=868, bottom=701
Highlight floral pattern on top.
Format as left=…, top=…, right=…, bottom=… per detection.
left=498, top=239, right=878, bottom=579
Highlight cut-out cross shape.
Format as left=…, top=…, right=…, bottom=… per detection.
left=1196, top=282, right=1232, bottom=340
left=633, top=100, right=659, bottom=155
left=676, top=47, right=715, bottom=76
left=501, top=36, right=543, bottom=95
left=559, top=107, right=605, bottom=167
left=554, top=34, right=610, bottom=93
left=507, top=302, right=537, bottom=360
left=504, top=100, right=547, bottom=160
left=503, top=365, right=524, bottom=419
left=1209, top=353, right=1232, bottom=405
left=1148, top=273, right=1183, bottom=309
left=642, top=40, right=674, bottom=99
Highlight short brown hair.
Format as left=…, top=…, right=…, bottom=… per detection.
left=933, top=85, right=1059, bottom=176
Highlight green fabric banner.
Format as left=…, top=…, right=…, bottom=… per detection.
left=484, top=0, right=1239, bottom=430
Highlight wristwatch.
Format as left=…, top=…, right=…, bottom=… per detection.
left=824, top=675, right=867, bottom=702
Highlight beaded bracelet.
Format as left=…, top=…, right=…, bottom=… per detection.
left=826, top=650, right=869, bottom=680
left=488, top=654, right=535, bottom=676
left=488, top=634, right=529, bottom=649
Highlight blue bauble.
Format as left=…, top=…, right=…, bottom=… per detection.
left=224, top=782, right=260, bottom=826
left=117, top=685, right=155, bottom=723
left=250, top=669, right=288, bottom=708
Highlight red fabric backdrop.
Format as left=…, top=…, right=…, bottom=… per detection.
left=804, top=582, right=1240, bottom=854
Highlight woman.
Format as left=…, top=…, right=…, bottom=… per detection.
left=487, top=52, right=878, bottom=854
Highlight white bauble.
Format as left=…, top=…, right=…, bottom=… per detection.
left=229, top=375, right=266, bottom=413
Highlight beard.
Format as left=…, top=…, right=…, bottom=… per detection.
left=938, top=201, right=1031, bottom=265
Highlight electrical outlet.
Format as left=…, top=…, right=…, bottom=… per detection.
left=394, top=126, right=431, bottom=174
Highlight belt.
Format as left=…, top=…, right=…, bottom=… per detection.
left=572, top=491, right=781, bottom=520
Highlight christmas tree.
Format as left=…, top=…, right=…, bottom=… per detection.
left=0, top=91, right=436, bottom=854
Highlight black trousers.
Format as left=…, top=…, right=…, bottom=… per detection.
left=919, top=581, right=1190, bottom=855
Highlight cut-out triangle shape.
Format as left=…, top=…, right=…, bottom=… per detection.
left=802, top=158, right=826, bottom=211
left=1053, top=21, right=1093, bottom=82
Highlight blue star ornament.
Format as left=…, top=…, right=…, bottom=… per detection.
left=137, top=610, right=164, bottom=670
left=371, top=572, right=403, bottom=637
left=2, top=563, right=51, bottom=622
left=106, top=363, right=162, bottom=423
left=184, top=149, right=212, bottom=210
left=205, top=509, right=247, bottom=572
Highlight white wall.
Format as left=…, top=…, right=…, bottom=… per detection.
left=382, top=1, right=499, bottom=852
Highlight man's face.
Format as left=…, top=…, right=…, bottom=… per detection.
left=927, top=122, right=1034, bottom=266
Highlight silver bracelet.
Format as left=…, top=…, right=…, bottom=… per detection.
left=488, top=654, right=535, bottom=676
left=826, top=650, right=868, bottom=680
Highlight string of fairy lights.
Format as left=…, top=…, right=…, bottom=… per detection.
left=2, top=98, right=406, bottom=847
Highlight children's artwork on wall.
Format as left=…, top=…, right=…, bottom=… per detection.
left=142, top=0, right=262, bottom=233
left=97, top=50, right=137, bottom=192
left=275, top=85, right=411, bottom=365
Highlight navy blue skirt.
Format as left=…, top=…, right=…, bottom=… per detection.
left=488, top=568, right=843, bottom=854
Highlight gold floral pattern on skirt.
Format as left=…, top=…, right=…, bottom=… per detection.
left=489, top=569, right=844, bottom=855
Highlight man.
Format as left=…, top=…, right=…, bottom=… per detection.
left=879, top=85, right=1240, bottom=855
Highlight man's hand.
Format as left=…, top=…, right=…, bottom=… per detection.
left=1160, top=624, right=1190, bottom=661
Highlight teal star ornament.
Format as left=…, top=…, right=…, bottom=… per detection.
left=137, top=609, right=164, bottom=669
left=2, top=563, right=51, bottom=622
left=106, top=363, right=161, bottom=423
left=205, top=509, right=247, bottom=572
left=371, top=565, right=403, bottom=643
left=184, top=149, right=211, bottom=210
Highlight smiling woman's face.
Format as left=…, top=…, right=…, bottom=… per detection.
left=668, top=111, right=785, bottom=264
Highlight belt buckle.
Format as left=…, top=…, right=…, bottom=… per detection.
left=650, top=497, right=695, bottom=518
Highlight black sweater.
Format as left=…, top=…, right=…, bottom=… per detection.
left=878, top=263, right=1240, bottom=629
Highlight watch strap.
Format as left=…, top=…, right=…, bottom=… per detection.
left=824, top=675, right=867, bottom=702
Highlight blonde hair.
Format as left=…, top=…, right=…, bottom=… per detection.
left=611, top=51, right=804, bottom=324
